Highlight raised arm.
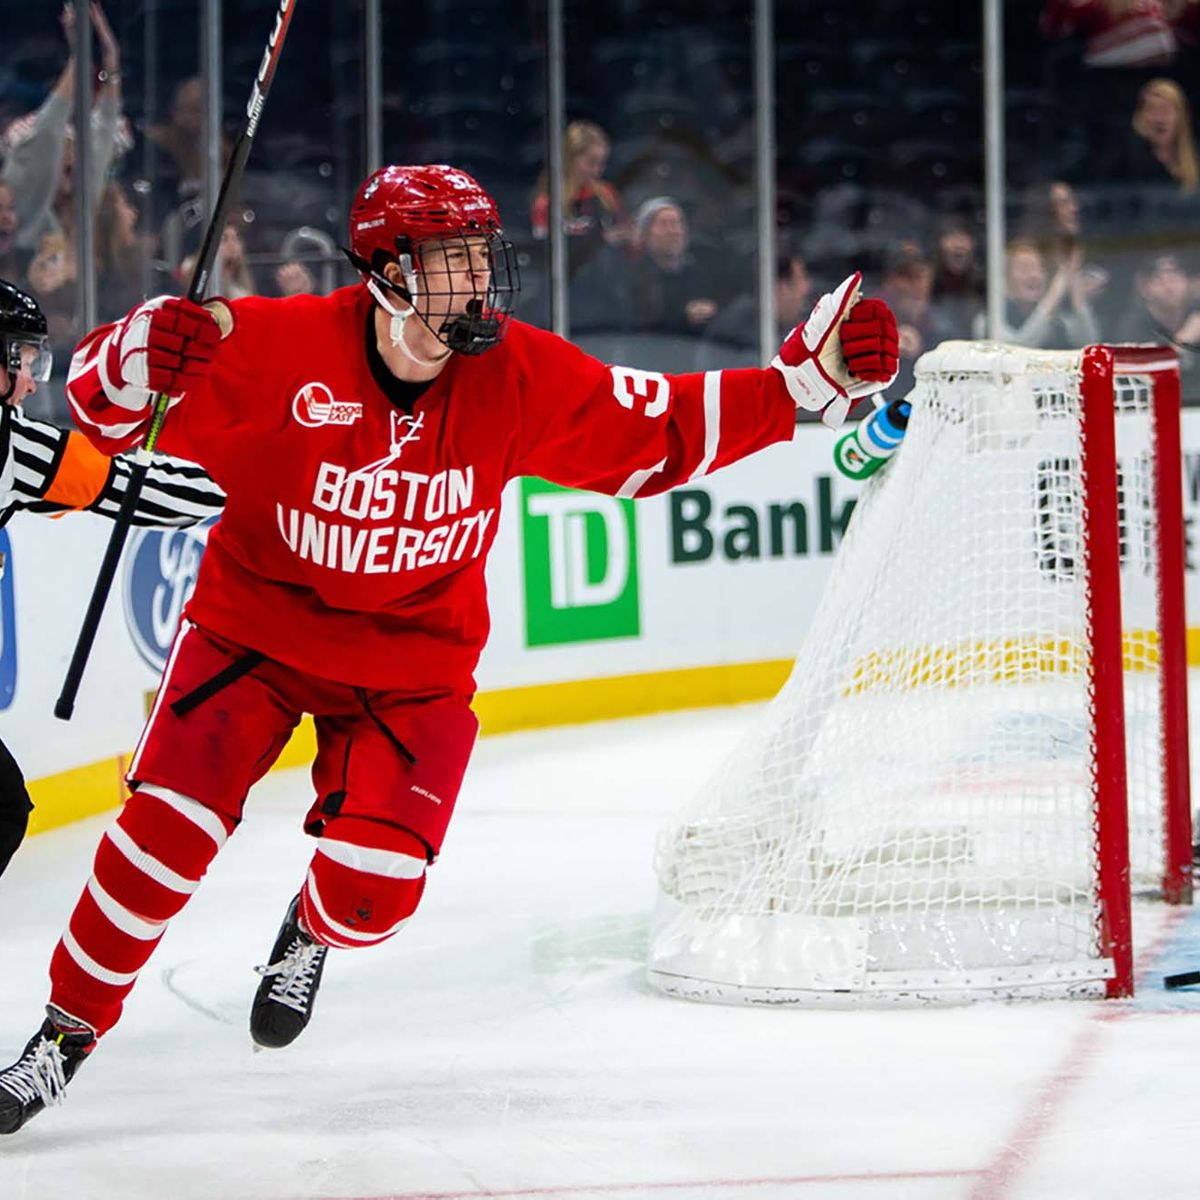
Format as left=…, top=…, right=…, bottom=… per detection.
left=0, top=5, right=76, bottom=247
left=87, top=2, right=124, bottom=199
left=516, top=273, right=898, bottom=498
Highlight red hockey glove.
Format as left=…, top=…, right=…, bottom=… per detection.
left=100, top=296, right=221, bottom=411
left=771, top=272, right=900, bottom=429
left=839, top=297, right=899, bottom=385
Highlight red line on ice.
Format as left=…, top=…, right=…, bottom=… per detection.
left=337, top=1168, right=983, bottom=1199
left=969, top=905, right=1194, bottom=1200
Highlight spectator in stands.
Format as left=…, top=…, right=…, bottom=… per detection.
left=1124, top=253, right=1200, bottom=341
left=626, top=196, right=724, bottom=336
left=179, top=217, right=257, bottom=300
left=145, top=76, right=204, bottom=211
left=24, top=229, right=77, bottom=372
left=878, top=241, right=953, bottom=399
left=217, top=219, right=257, bottom=300
left=180, top=223, right=324, bottom=302
left=700, top=249, right=812, bottom=356
left=274, top=260, right=317, bottom=297
left=277, top=225, right=343, bottom=295
left=973, top=238, right=1101, bottom=349
left=1017, top=180, right=1110, bottom=313
left=530, top=121, right=631, bottom=275
left=1116, top=253, right=1200, bottom=398
left=0, top=185, right=28, bottom=286
left=95, top=182, right=175, bottom=321
left=145, top=75, right=231, bottom=255
left=1, top=2, right=126, bottom=258
left=1018, top=180, right=1082, bottom=268
left=1039, top=0, right=1177, bottom=68
left=930, top=217, right=985, bottom=339
left=1128, top=78, right=1199, bottom=190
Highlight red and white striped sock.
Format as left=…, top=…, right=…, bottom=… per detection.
left=48, top=787, right=235, bottom=1036
left=299, top=818, right=427, bottom=949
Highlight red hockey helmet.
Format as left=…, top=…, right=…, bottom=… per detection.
left=346, top=164, right=518, bottom=356
left=349, top=164, right=503, bottom=267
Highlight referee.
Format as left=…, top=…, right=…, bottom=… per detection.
left=0, top=277, right=225, bottom=877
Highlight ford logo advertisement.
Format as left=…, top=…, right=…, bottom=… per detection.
left=122, top=520, right=217, bottom=673
left=0, top=530, right=16, bottom=710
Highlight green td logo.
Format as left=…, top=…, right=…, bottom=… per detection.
left=520, top=478, right=640, bottom=647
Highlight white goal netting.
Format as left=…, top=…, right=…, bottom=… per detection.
left=648, top=342, right=1174, bottom=1006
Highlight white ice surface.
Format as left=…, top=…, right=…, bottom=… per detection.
left=1, top=705, right=1198, bottom=1200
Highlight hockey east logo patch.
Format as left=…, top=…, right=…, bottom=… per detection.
left=292, top=381, right=363, bottom=429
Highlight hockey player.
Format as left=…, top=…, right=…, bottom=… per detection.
left=0, top=278, right=224, bottom=883
left=0, top=164, right=899, bottom=1132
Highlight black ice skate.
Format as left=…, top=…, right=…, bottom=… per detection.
left=250, top=895, right=328, bottom=1049
left=0, top=1006, right=95, bottom=1134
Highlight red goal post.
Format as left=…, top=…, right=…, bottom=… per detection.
left=648, top=342, right=1191, bottom=1006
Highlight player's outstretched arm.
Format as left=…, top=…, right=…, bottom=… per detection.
left=3, top=408, right=224, bottom=527
left=513, top=277, right=898, bottom=500
left=91, top=450, right=225, bottom=528
left=66, top=296, right=222, bottom=456
left=770, top=272, right=900, bottom=429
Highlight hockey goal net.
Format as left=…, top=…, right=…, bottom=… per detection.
left=649, top=342, right=1191, bottom=1005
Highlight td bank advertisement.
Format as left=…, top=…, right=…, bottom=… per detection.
left=482, top=406, right=1200, bottom=696
left=477, top=433, right=865, bottom=691
left=14, top=410, right=1200, bottom=786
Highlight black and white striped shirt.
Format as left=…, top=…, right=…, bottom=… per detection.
left=0, top=405, right=224, bottom=528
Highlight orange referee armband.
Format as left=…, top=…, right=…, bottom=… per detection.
left=43, top=430, right=111, bottom=511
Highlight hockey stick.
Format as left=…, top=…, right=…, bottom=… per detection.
left=55, top=0, right=299, bottom=720
left=1163, top=971, right=1200, bottom=989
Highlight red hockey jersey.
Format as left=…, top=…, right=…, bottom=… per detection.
left=67, top=285, right=797, bottom=695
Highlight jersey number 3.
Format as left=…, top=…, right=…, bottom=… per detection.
left=610, top=367, right=669, bottom=419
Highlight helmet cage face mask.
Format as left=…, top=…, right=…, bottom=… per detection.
left=405, top=230, right=519, bottom=356
left=348, top=165, right=520, bottom=356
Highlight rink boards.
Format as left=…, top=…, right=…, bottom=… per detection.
left=9, top=409, right=1200, bottom=832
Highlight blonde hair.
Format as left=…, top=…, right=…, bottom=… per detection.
left=535, top=120, right=619, bottom=215
left=1005, top=237, right=1043, bottom=260
left=1133, top=78, right=1200, bottom=191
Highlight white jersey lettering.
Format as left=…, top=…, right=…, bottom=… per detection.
left=311, top=461, right=480, bottom=525
left=370, top=469, right=398, bottom=520
left=364, top=525, right=393, bottom=574
left=313, top=463, right=344, bottom=512
left=277, top=503, right=298, bottom=551
left=274, top=503, right=496, bottom=577
left=299, top=511, right=326, bottom=562
left=340, top=526, right=368, bottom=572
left=471, top=507, right=495, bottom=556
left=399, top=470, right=428, bottom=520
left=439, top=518, right=461, bottom=564
left=417, top=524, right=450, bottom=567
left=424, top=472, right=446, bottom=522
left=390, top=527, right=424, bottom=572
left=448, top=467, right=473, bottom=514
left=341, top=472, right=373, bottom=520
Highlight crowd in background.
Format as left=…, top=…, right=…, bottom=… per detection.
left=2, top=0, right=1200, bottom=422
left=0, top=3, right=351, bottom=421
